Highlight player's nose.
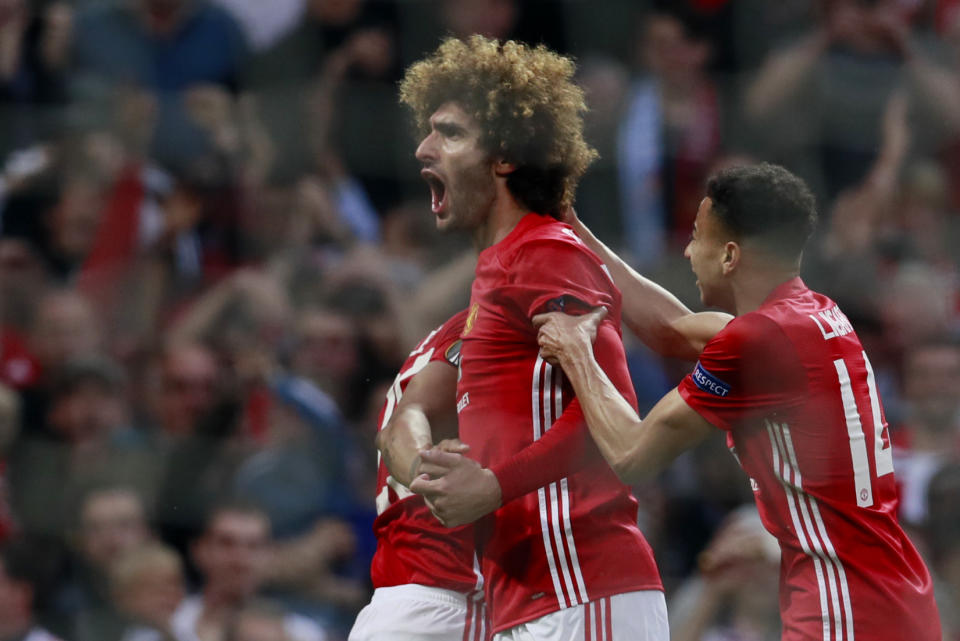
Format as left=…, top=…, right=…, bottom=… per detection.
left=415, top=130, right=438, bottom=163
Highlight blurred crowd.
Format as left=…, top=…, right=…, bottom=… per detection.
left=0, top=0, right=959, bottom=640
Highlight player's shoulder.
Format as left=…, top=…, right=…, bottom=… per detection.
left=440, top=308, right=471, bottom=336
left=708, top=309, right=790, bottom=355
left=508, top=216, right=603, bottom=267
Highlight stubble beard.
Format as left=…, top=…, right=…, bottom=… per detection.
left=444, top=161, right=497, bottom=235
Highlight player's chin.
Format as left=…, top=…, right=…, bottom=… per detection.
left=435, top=211, right=456, bottom=232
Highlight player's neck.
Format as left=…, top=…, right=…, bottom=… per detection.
left=731, top=266, right=799, bottom=316
left=472, top=188, right=529, bottom=252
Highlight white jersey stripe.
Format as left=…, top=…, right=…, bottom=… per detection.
left=809, top=493, right=857, bottom=641
left=768, top=420, right=833, bottom=641
left=552, top=369, right=589, bottom=606
left=834, top=359, right=873, bottom=507
left=532, top=357, right=566, bottom=609
left=780, top=422, right=854, bottom=641
left=560, top=477, right=589, bottom=604
left=464, top=599, right=475, bottom=641
left=549, top=481, right=577, bottom=605
left=544, top=364, right=578, bottom=607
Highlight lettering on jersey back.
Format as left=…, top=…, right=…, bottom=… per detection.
left=810, top=306, right=854, bottom=340
left=692, top=361, right=731, bottom=397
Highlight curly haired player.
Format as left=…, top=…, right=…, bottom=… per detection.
left=397, top=35, right=722, bottom=641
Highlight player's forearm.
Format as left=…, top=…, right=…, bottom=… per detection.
left=570, top=216, right=727, bottom=359
left=489, top=399, right=599, bottom=504
left=377, top=407, right=434, bottom=487
left=744, top=31, right=826, bottom=120
left=907, top=54, right=960, bottom=135
left=553, top=342, right=647, bottom=484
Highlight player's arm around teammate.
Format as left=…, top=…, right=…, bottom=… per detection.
left=534, top=308, right=714, bottom=484
left=564, top=208, right=731, bottom=359
left=376, top=360, right=464, bottom=488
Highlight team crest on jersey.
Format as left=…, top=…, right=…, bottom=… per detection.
left=445, top=339, right=462, bottom=367
left=692, top=361, right=731, bottom=397
left=464, top=303, right=480, bottom=335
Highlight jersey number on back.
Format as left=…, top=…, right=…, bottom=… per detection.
left=834, top=351, right=894, bottom=508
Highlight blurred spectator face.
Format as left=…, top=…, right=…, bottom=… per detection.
left=48, top=174, right=105, bottom=264
left=640, top=13, right=709, bottom=81
left=47, top=376, right=125, bottom=443
left=903, top=342, right=960, bottom=430
left=112, top=543, right=185, bottom=629
left=158, top=343, right=220, bottom=435
left=194, top=509, right=270, bottom=601
left=78, top=488, right=150, bottom=571
left=291, top=309, right=358, bottom=385
left=441, top=0, right=517, bottom=40
left=30, top=290, right=101, bottom=372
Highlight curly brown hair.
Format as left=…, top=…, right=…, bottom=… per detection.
left=399, top=35, right=597, bottom=218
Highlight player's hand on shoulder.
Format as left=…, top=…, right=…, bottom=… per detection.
left=533, top=306, right=607, bottom=365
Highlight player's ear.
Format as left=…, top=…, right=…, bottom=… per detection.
left=493, top=158, right=516, bottom=176
left=721, top=240, right=740, bottom=275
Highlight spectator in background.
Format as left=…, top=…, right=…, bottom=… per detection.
left=894, top=338, right=960, bottom=527
left=925, top=463, right=960, bottom=641
left=172, top=501, right=326, bottom=641
left=149, top=341, right=245, bottom=555
left=29, top=289, right=102, bottom=378
left=288, top=306, right=359, bottom=418
left=110, top=542, right=186, bottom=641
left=668, top=506, right=782, bottom=641
left=618, top=7, right=721, bottom=267
left=71, top=0, right=248, bottom=169
left=59, top=484, right=155, bottom=641
left=744, top=0, right=960, bottom=199
left=0, top=0, right=71, bottom=155
left=0, top=539, right=64, bottom=641
left=9, top=357, right=154, bottom=547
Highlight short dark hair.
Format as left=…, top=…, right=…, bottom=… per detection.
left=201, top=498, right=270, bottom=536
left=706, top=163, right=818, bottom=262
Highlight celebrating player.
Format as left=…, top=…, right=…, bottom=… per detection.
left=396, top=34, right=722, bottom=641
left=349, top=309, right=487, bottom=641
left=534, top=163, right=941, bottom=640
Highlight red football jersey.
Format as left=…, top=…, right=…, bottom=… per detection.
left=457, top=213, right=662, bottom=633
left=370, top=309, right=482, bottom=594
left=679, top=277, right=940, bottom=641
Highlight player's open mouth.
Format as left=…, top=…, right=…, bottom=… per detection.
left=421, top=169, right=447, bottom=215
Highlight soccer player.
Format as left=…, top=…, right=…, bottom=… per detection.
left=349, top=309, right=487, bottom=641
left=397, top=35, right=698, bottom=641
left=534, top=163, right=942, bottom=640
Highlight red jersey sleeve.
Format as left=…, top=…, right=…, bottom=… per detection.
left=678, top=313, right=806, bottom=431
left=502, top=238, right=617, bottom=321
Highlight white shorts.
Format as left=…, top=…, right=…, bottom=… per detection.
left=493, top=590, right=668, bottom=641
left=348, top=584, right=488, bottom=641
